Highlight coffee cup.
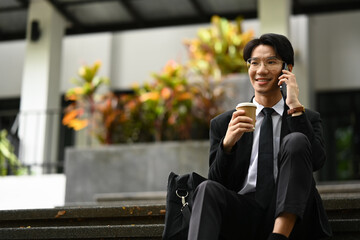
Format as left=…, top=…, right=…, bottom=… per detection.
left=235, top=102, right=257, bottom=130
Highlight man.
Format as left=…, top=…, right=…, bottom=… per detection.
left=187, top=33, right=332, bottom=240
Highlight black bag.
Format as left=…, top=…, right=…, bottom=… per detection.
left=162, top=171, right=207, bottom=240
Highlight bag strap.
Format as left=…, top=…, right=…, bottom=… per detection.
left=181, top=203, right=191, bottom=229
left=177, top=174, right=192, bottom=235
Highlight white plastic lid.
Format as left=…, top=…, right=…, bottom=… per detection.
left=236, top=102, right=257, bottom=109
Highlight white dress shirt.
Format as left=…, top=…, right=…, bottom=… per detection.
left=239, top=98, right=284, bottom=194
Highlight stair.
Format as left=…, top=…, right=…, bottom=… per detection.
left=318, top=182, right=360, bottom=240
left=1, top=184, right=360, bottom=239
left=0, top=205, right=165, bottom=239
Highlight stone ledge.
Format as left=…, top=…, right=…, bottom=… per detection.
left=65, top=141, right=210, bottom=204
left=0, top=224, right=164, bottom=240
left=317, top=181, right=360, bottom=194
left=330, top=219, right=360, bottom=232
left=0, top=205, right=166, bottom=229
left=95, top=191, right=167, bottom=206
left=0, top=205, right=166, bottom=221
left=92, top=190, right=360, bottom=211
left=322, top=194, right=360, bottom=212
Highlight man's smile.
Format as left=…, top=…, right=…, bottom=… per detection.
left=255, top=78, right=272, bottom=85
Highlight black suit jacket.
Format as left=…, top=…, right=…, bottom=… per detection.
left=208, top=105, right=332, bottom=238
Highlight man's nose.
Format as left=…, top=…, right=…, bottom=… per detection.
left=257, top=63, right=269, bottom=73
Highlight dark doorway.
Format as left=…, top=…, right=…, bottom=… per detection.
left=316, top=90, right=360, bottom=181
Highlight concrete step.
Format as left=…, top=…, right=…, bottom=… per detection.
left=317, top=181, right=360, bottom=194
left=0, top=205, right=166, bottom=228
left=1, top=186, right=360, bottom=240
left=0, top=224, right=163, bottom=240
left=94, top=191, right=167, bottom=206
left=0, top=205, right=165, bottom=240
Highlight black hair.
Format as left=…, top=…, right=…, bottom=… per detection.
left=243, top=33, right=294, bottom=66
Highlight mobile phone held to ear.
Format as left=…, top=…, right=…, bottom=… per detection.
left=280, top=63, right=288, bottom=99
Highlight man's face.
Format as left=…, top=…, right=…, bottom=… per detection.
left=248, top=45, right=283, bottom=96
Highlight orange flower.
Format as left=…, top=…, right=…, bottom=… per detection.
left=161, top=87, right=172, bottom=100
left=68, top=119, right=88, bottom=131
left=62, top=109, right=80, bottom=125
left=139, top=92, right=160, bottom=102
left=177, top=92, right=192, bottom=101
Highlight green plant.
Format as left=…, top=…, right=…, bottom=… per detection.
left=184, top=15, right=254, bottom=80
left=63, top=60, right=224, bottom=144
left=62, top=61, right=109, bottom=140
left=132, top=60, right=196, bottom=141
left=62, top=16, right=254, bottom=144
left=0, top=129, right=25, bottom=176
left=92, top=91, right=150, bottom=144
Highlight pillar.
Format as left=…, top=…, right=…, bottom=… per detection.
left=259, top=0, right=291, bottom=36
left=258, top=0, right=310, bottom=107
left=19, top=0, right=66, bottom=174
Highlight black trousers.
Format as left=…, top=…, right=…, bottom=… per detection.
left=188, top=132, right=316, bottom=240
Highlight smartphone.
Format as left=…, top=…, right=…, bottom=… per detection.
left=280, top=63, right=288, bottom=99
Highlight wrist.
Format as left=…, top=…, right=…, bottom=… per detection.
left=287, top=105, right=305, bottom=116
left=288, top=101, right=302, bottom=110
left=222, top=139, right=234, bottom=154
left=291, top=111, right=303, bottom=117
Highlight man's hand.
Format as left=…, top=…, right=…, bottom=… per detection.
left=278, top=69, right=303, bottom=109
left=223, top=110, right=254, bottom=153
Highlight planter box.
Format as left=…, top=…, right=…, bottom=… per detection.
left=64, top=140, right=209, bottom=204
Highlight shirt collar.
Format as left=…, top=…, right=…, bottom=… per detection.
left=253, top=98, right=284, bottom=117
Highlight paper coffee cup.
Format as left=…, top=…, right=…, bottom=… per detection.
left=235, top=102, right=257, bottom=129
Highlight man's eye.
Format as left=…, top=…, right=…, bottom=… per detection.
left=267, top=60, right=277, bottom=65
left=251, top=61, right=259, bottom=65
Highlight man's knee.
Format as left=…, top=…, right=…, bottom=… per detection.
left=279, top=132, right=312, bottom=169
left=194, top=180, right=226, bottom=202
left=196, top=180, right=222, bottom=194
left=282, top=132, right=311, bottom=156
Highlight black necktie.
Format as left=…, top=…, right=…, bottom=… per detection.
left=256, top=107, right=275, bottom=209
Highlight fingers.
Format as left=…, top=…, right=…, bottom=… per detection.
left=230, top=122, right=255, bottom=133
left=229, top=110, right=255, bottom=134
left=279, top=71, right=301, bottom=107
left=278, top=70, right=294, bottom=82
left=231, top=110, right=254, bottom=127
left=278, top=78, right=286, bottom=87
left=223, top=110, right=255, bottom=152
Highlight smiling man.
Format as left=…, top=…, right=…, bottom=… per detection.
left=187, top=33, right=332, bottom=240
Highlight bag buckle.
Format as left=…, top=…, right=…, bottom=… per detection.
left=175, top=189, right=189, bottom=209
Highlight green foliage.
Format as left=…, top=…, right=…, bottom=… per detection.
left=62, top=16, right=254, bottom=145
left=62, top=61, right=109, bottom=131
left=184, top=15, right=254, bottom=80
left=335, top=126, right=354, bottom=180
left=0, top=130, right=25, bottom=176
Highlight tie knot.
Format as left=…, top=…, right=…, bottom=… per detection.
left=262, top=107, right=274, bottom=116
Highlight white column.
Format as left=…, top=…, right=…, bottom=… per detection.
left=290, top=16, right=311, bottom=108
left=19, top=0, right=66, bottom=174
left=259, top=0, right=291, bottom=36
left=258, top=1, right=310, bottom=107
